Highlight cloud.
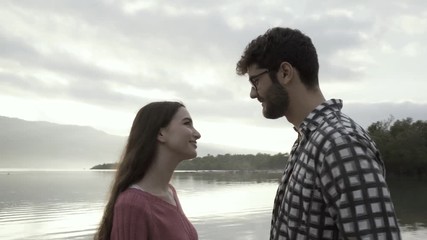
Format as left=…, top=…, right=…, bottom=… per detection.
left=345, top=101, right=427, bottom=128
left=0, top=0, right=426, bottom=156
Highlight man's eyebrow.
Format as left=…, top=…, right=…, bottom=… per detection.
left=249, top=74, right=257, bottom=81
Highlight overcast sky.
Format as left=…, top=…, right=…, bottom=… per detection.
left=1, top=0, right=426, bottom=156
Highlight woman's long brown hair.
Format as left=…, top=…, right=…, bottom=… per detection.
left=94, top=101, right=184, bottom=240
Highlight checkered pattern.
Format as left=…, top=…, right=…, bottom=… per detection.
left=270, top=99, right=401, bottom=240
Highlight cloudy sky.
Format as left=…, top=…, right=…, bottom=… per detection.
left=1, top=0, right=426, bottom=156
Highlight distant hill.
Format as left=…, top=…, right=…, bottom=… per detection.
left=0, top=116, right=260, bottom=169
left=0, top=116, right=126, bottom=169
left=92, top=152, right=290, bottom=170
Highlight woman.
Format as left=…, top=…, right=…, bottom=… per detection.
left=95, top=101, right=201, bottom=240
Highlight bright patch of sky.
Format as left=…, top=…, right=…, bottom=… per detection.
left=1, top=0, right=426, bottom=155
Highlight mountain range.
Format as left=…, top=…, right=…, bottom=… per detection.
left=0, top=116, right=244, bottom=169
left=0, top=116, right=127, bottom=169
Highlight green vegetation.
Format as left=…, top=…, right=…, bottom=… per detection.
left=368, top=117, right=427, bottom=177
left=176, top=153, right=289, bottom=170
left=91, top=117, right=427, bottom=177
left=91, top=163, right=118, bottom=169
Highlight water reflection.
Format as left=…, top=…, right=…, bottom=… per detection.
left=172, top=171, right=279, bottom=240
left=173, top=170, right=282, bottom=183
left=0, top=170, right=426, bottom=240
left=387, top=177, right=427, bottom=240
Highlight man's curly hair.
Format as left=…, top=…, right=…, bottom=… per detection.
left=236, top=27, right=319, bottom=88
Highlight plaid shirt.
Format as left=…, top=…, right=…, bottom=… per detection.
left=270, top=99, right=401, bottom=240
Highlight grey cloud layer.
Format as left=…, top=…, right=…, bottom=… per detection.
left=1, top=0, right=426, bottom=122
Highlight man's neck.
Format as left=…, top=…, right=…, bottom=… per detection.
left=286, top=89, right=325, bottom=128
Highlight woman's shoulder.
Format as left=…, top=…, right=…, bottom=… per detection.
left=111, top=188, right=152, bottom=233
left=115, top=188, right=152, bottom=211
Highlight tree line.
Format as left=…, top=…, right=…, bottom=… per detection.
left=368, top=117, right=427, bottom=177
left=176, top=153, right=289, bottom=170
left=91, top=153, right=289, bottom=170
left=92, top=117, right=427, bottom=177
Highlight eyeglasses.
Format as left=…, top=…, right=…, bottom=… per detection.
left=249, top=70, right=269, bottom=90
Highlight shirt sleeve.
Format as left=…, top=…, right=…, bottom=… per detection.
left=110, top=195, right=151, bottom=240
left=319, top=134, right=401, bottom=240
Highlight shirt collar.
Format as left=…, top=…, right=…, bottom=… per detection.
left=296, top=99, right=343, bottom=137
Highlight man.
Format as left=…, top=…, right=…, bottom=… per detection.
left=236, top=27, right=401, bottom=240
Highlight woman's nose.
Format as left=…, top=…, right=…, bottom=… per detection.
left=194, top=129, right=201, bottom=139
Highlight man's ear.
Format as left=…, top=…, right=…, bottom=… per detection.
left=278, top=61, right=294, bottom=85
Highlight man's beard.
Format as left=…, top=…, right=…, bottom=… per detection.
left=262, top=82, right=289, bottom=119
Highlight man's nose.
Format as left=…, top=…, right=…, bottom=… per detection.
left=249, top=87, right=257, bottom=99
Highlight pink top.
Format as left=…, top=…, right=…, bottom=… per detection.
left=110, top=185, right=198, bottom=240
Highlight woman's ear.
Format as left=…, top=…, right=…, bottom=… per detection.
left=157, top=129, right=166, bottom=142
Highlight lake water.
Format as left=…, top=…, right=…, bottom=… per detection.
left=0, top=170, right=426, bottom=240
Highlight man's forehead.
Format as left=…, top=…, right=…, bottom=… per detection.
left=247, top=64, right=261, bottom=74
